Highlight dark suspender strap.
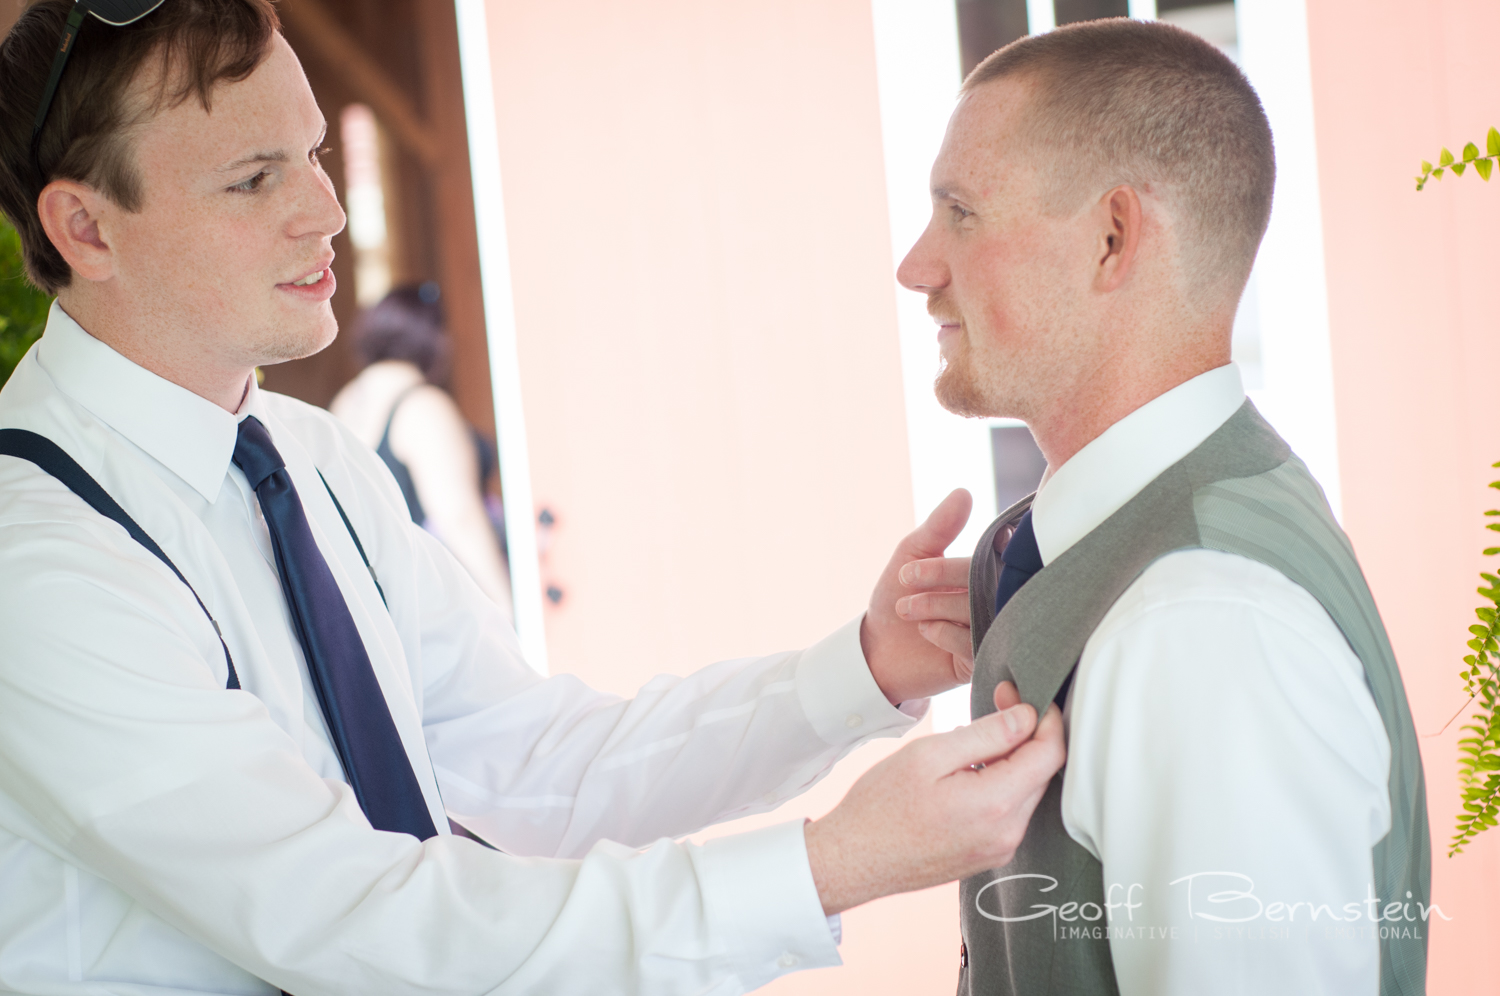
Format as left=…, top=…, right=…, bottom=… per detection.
left=0, top=428, right=241, bottom=690
left=318, top=469, right=386, bottom=608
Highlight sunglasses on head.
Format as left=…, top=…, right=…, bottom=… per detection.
left=30, top=0, right=167, bottom=176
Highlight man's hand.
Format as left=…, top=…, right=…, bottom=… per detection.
left=862, top=489, right=975, bottom=704
left=803, top=682, right=1065, bottom=914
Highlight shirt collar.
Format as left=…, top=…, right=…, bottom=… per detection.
left=1029, top=363, right=1246, bottom=565
left=35, top=301, right=260, bottom=503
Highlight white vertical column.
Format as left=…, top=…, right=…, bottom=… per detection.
left=1025, top=0, right=1056, bottom=33
left=871, top=0, right=991, bottom=732
left=454, top=0, right=548, bottom=673
left=1236, top=0, right=1343, bottom=516
left=1127, top=0, right=1158, bottom=19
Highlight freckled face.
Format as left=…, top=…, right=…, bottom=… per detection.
left=895, top=80, right=1096, bottom=422
left=108, top=34, right=346, bottom=372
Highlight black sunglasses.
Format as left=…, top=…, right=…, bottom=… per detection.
left=30, top=0, right=167, bottom=176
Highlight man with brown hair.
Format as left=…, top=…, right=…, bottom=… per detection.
left=0, top=0, right=1067, bottom=991
left=898, top=18, right=1428, bottom=996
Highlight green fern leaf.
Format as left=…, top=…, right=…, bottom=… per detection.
left=1441, top=147, right=1455, bottom=165
left=1463, top=142, right=1480, bottom=162
left=1479, top=159, right=1495, bottom=182
left=1489, top=127, right=1500, bottom=157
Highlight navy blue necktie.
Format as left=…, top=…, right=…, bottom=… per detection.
left=234, top=416, right=437, bottom=840
left=992, top=509, right=1071, bottom=708
left=994, top=509, right=1042, bottom=617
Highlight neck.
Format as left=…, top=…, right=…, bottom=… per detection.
left=1027, top=335, right=1229, bottom=474
left=57, top=290, right=255, bottom=413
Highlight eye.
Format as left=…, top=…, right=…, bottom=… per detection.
left=949, top=203, right=974, bottom=221
left=229, top=170, right=270, bottom=193
left=310, top=144, right=331, bottom=167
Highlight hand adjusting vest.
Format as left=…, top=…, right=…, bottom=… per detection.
left=957, top=401, right=1430, bottom=996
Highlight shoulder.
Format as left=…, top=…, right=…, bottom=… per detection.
left=1095, top=547, right=1348, bottom=655
left=0, top=461, right=222, bottom=676
left=388, top=384, right=465, bottom=441
left=1074, top=547, right=1389, bottom=776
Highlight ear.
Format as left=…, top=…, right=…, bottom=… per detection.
left=1094, top=184, right=1143, bottom=293
left=36, top=180, right=117, bottom=284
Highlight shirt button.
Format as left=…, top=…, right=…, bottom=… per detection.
left=845, top=714, right=863, bottom=729
left=777, top=953, right=800, bottom=969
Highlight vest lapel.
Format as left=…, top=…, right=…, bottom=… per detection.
left=970, top=465, right=1199, bottom=720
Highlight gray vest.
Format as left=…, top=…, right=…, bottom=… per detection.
left=958, top=401, right=1429, bottom=995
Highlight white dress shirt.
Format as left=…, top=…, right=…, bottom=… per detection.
left=0, top=304, right=920, bottom=995
left=1030, top=365, right=1393, bottom=995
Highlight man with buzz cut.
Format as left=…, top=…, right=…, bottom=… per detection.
left=0, top=0, right=1068, bottom=992
left=898, top=18, right=1429, bottom=996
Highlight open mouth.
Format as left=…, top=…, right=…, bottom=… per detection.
left=277, top=264, right=337, bottom=301
left=290, top=269, right=327, bottom=287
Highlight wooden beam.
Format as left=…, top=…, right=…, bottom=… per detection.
left=415, top=0, right=494, bottom=436
left=279, top=0, right=442, bottom=166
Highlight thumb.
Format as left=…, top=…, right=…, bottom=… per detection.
left=905, top=488, right=973, bottom=560
left=926, top=704, right=1037, bottom=774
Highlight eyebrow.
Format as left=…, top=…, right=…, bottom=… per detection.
left=216, top=149, right=288, bottom=174
left=215, top=123, right=328, bottom=175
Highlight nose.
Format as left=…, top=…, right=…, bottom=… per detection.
left=289, top=160, right=347, bottom=242
left=896, top=219, right=948, bottom=293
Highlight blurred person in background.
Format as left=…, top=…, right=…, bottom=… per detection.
left=331, top=283, right=514, bottom=620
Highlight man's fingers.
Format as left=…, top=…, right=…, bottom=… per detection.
left=992, top=680, right=1020, bottom=712
left=1034, top=702, right=1064, bottom=744
left=925, top=705, right=1037, bottom=774
left=904, top=489, right=973, bottom=560
left=898, top=555, right=971, bottom=590
left=896, top=590, right=969, bottom=623
left=916, top=620, right=973, bottom=670
left=983, top=703, right=1066, bottom=781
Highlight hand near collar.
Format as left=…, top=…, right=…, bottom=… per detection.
left=861, top=488, right=975, bottom=705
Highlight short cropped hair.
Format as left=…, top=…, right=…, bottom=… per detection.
left=357, top=284, right=453, bottom=387
left=0, top=0, right=279, bottom=293
left=964, top=18, right=1274, bottom=303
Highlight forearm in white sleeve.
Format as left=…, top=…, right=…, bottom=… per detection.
left=0, top=546, right=840, bottom=994
left=408, top=516, right=921, bottom=857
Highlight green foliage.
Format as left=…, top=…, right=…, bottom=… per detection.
left=1452, top=462, right=1500, bottom=856
left=1423, top=130, right=1500, bottom=855
left=0, top=215, right=51, bottom=389
left=1417, top=128, right=1500, bottom=190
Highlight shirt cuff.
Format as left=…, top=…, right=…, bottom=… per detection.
left=692, top=820, right=842, bottom=990
left=795, top=616, right=924, bottom=746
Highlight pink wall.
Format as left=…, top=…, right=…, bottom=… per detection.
left=1307, top=0, right=1500, bottom=991
left=483, top=0, right=960, bottom=992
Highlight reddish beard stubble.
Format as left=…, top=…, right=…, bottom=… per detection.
left=929, top=290, right=994, bottom=419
